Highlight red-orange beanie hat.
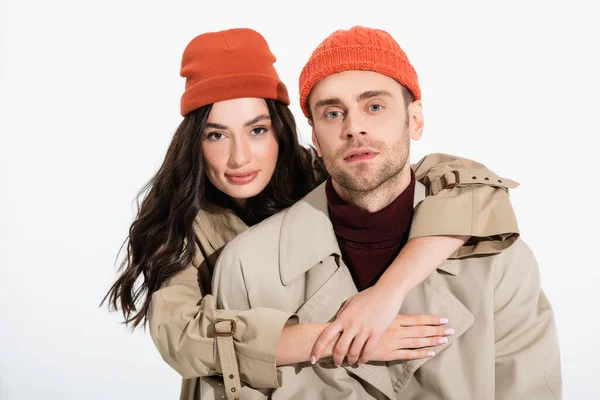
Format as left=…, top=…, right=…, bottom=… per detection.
left=180, top=28, right=290, bottom=117
left=299, top=26, right=421, bottom=118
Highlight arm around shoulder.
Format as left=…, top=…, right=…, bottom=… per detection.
left=410, top=153, right=520, bottom=258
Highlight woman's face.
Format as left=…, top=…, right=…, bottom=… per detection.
left=202, top=98, right=279, bottom=207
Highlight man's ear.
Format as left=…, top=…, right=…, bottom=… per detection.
left=408, top=99, right=424, bottom=141
left=309, top=119, right=322, bottom=157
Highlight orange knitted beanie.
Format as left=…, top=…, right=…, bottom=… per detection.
left=299, top=26, right=421, bottom=118
left=180, top=28, right=290, bottom=116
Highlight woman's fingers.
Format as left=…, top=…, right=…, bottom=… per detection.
left=401, top=325, right=454, bottom=339
left=397, top=336, right=449, bottom=349
left=316, top=314, right=453, bottom=366
left=347, top=332, right=369, bottom=365
left=395, top=314, right=448, bottom=327
left=332, top=329, right=357, bottom=366
left=386, top=348, right=437, bottom=361
left=358, top=331, right=384, bottom=364
left=311, top=321, right=343, bottom=363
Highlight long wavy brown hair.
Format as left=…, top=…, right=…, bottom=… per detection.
left=102, top=99, right=326, bottom=328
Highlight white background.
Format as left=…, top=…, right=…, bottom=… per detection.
left=1, top=0, right=598, bottom=399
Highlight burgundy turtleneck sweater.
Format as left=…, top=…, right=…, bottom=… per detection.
left=325, top=171, right=416, bottom=290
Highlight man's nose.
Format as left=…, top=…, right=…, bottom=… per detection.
left=342, top=111, right=368, bottom=139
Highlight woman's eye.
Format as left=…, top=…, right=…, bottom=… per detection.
left=369, top=104, right=384, bottom=112
left=326, top=111, right=342, bottom=119
left=205, top=132, right=225, bottom=141
left=250, top=127, right=267, bottom=135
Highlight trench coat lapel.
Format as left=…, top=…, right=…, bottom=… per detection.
left=383, top=181, right=475, bottom=393
left=295, top=257, right=397, bottom=400
left=387, top=268, right=475, bottom=393
left=279, top=183, right=396, bottom=399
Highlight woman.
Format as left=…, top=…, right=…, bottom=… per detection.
left=103, top=28, right=519, bottom=399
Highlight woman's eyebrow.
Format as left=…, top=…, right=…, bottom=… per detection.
left=244, top=114, right=270, bottom=127
left=206, top=114, right=270, bottom=130
left=205, top=122, right=228, bottom=130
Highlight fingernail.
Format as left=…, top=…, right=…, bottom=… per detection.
left=438, top=337, right=448, bottom=344
left=427, top=351, right=436, bottom=357
left=440, top=318, right=449, bottom=324
left=444, top=328, right=455, bottom=335
left=311, top=356, right=316, bottom=365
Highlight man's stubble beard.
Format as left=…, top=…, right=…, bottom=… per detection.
left=322, top=126, right=411, bottom=194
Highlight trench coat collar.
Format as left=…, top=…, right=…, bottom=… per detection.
left=279, top=180, right=460, bottom=286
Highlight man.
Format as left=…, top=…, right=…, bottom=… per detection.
left=212, top=26, right=561, bottom=399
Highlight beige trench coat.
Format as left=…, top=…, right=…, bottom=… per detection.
left=211, top=161, right=561, bottom=400
left=148, top=154, right=532, bottom=399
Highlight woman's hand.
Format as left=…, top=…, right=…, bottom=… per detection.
left=311, top=282, right=451, bottom=366
left=369, top=313, right=453, bottom=362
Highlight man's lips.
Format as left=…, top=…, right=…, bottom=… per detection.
left=344, top=149, right=378, bottom=162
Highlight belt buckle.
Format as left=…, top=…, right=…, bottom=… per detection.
left=213, top=318, right=236, bottom=337
left=443, top=170, right=460, bottom=189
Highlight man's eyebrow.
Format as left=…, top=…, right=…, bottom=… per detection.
left=244, top=114, right=270, bottom=127
left=357, top=90, right=393, bottom=102
left=314, top=98, right=343, bottom=109
left=313, top=91, right=392, bottom=109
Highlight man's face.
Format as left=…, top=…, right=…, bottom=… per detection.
left=309, top=70, right=423, bottom=193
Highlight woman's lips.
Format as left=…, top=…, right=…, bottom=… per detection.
left=225, top=170, right=259, bottom=185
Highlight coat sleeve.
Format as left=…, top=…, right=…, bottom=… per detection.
left=493, top=239, right=562, bottom=399
left=210, top=242, right=298, bottom=390
left=410, top=153, right=521, bottom=258
left=148, top=248, right=295, bottom=389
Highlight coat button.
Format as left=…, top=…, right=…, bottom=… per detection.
left=229, top=374, right=234, bottom=379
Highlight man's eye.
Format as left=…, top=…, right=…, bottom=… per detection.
left=326, top=111, right=342, bottom=119
left=369, top=104, right=384, bottom=112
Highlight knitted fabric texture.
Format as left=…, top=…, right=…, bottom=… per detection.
left=299, top=26, right=421, bottom=117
